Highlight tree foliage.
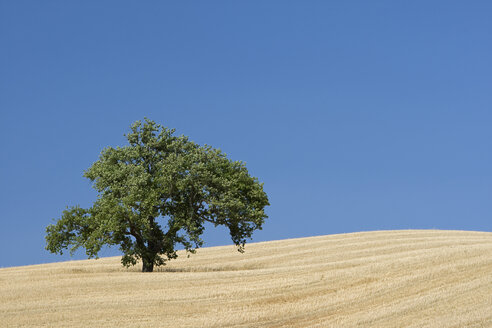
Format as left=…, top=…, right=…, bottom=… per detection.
left=46, top=119, right=269, bottom=272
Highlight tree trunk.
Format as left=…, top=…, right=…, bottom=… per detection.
left=142, top=258, right=154, bottom=272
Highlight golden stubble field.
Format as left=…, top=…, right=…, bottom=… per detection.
left=1, top=230, right=492, bottom=327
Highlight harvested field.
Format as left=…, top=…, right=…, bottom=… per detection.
left=1, top=230, right=492, bottom=327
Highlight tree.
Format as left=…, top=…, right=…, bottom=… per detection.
left=46, top=119, right=269, bottom=272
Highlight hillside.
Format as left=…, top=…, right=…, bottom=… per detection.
left=1, top=230, right=492, bottom=327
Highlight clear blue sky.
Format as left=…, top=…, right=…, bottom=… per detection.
left=1, top=1, right=491, bottom=267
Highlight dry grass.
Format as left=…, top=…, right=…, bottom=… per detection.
left=1, top=230, right=492, bottom=327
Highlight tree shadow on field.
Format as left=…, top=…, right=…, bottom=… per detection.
left=154, top=263, right=263, bottom=273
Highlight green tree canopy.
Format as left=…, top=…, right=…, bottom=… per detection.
left=46, top=119, right=269, bottom=272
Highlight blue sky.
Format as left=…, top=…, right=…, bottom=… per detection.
left=1, top=1, right=491, bottom=267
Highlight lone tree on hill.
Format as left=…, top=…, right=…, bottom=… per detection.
left=46, top=119, right=269, bottom=272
